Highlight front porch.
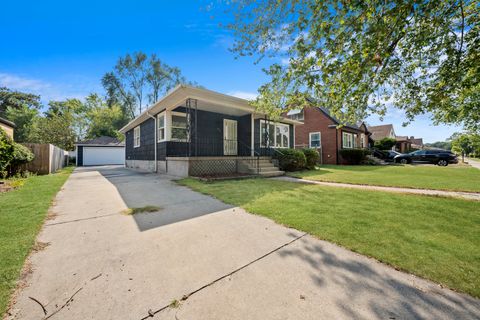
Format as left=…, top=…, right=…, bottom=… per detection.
left=126, top=156, right=284, bottom=178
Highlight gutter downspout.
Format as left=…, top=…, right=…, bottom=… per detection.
left=146, top=111, right=158, bottom=173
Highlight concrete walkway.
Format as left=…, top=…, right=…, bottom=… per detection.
left=6, top=166, right=480, bottom=319
left=467, top=158, right=480, bottom=170
left=274, top=176, right=480, bottom=201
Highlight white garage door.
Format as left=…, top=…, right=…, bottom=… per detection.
left=83, top=147, right=125, bottom=166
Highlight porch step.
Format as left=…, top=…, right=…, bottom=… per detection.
left=259, top=170, right=285, bottom=177
left=238, top=157, right=284, bottom=177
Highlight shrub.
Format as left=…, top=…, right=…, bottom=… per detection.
left=274, top=148, right=306, bottom=171
left=374, top=137, right=397, bottom=150
left=301, top=148, right=319, bottom=169
left=10, top=143, right=34, bottom=174
left=0, top=128, right=15, bottom=178
left=339, top=149, right=369, bottom=165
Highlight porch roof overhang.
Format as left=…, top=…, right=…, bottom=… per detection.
left=119, top=85, right=301, bottom=133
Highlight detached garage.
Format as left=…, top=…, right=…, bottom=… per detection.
left=75, top=136, right=125, bottom=166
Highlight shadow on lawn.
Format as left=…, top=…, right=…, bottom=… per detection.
left=279, top=237, right=480, bottom=319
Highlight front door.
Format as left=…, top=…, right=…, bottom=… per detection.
left=223, top=119, right=238, bottom=155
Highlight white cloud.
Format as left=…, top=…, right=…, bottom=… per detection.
left=0, top=73, right=51, bottom=91
left=0, top=72, right=96, bottom=103
left=228, top=90, right=258, bottom=100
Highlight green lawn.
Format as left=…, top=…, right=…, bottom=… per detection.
left=180, top=178, right=480, bottom=298
left=288, top=164, right=480, bottom=192
left=0, top=167, right=73, bottom=316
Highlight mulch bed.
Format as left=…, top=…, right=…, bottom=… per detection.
left=0, top=181, right=15, bottom=193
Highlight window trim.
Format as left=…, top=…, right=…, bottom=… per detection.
left=353, top=133, right=358, bottom=148
left=157, top=112, right=166, bottom=142
left=133, top=126, right=141, bottom=148
left=309, top=132, right=321, bottom=148
left=342, top=132, right=353, bottom=149
left=360, top=133, right=365, bottom=148
left=260, top=120, right=290, bottom=148
left=170, top=111, right=188, bottom=141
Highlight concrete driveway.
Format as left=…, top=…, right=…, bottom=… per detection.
left=7, top=166, right=480, bottom=319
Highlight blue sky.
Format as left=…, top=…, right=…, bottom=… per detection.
left=0, top=0, right=461, bottom=142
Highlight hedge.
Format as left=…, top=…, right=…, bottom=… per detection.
left=274, top=149, right=306, bottom=171
left=339, top=149, right=369, bottom=165
left=0, top=128, right=34, bottom=178
left=301, top=148, right=319, bottom=169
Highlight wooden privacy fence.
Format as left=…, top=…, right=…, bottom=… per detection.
left=21, top=143, right=68, bottom=175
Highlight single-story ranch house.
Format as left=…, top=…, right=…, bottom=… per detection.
left=119, top=85, right=301, bottom=177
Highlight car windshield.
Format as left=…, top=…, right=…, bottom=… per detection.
left=410, top=150, right=421, bottom=155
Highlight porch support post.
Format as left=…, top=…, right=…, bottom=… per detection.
left=251, top=113, right=254, bottom=156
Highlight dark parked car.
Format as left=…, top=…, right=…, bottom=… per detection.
left=371, top=149, right=403, bottom=162
left=394, top=149, right=458, bottom=166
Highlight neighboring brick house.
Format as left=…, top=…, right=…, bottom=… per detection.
left=0, top=117, right=15, bottom=139
left=369, top=124, right=423, bottom=152
left=289, top=107, right=370, bottom=165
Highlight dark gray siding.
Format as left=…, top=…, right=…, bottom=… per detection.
left=125, top=118, right=156, bottom=161
left=123, top=107, right=293, bottom=159
left=77, top=146, right=83, bottom=166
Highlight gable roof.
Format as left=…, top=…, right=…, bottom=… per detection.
left=75, top=136, right=125, bottom=147
left=0, top=117, right=15, bottom=128
left=302, top=97, right=368, bottom=132
left=368, top=124, right=395, bottom=140
left=410, top=138, right=423, bottom=146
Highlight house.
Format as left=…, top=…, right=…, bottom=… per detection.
left=0, top=117, right=15, bottom=139
left=369, top=124, right=423, bottom=152
left=289, top=107, right=370, bottom=165
left=368, top=124, right=396, bottom=142
left=118, top=85, right=301, bottom=177
left=75, top=136, right=125, bottom=166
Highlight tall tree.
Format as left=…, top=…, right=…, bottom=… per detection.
left=223, top=0, right=480, bottom=131
left=5, top=105, right=39, bottom=142
left=84, top=94, right=125, bottom=139
left=102, top=52, right=188, bottom=118
left=0, top=87, right=41, bottom=119
left=29, top=113, right=76, bottom=150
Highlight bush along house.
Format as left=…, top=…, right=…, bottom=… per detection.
left=288, top=102, right=370, bottom=165
left=119, top=85, right=301, bottom=177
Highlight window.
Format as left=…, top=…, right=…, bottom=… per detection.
left=342, top=132, right=353, bottom=149
left=171, top=112, right=188, bottom=141
left=275, top=123, right=290, bottom=148
left=360, top=133, right=365, bottom=148
left=157, top=113, right=165, bottom=142
left=353, top=134, right=358, bottom=148
left=133, top=126, right=141, bottom=148
left=260, top=121, right=275, bottom=147
left=309, top=132, right=321, bottom=148
left=260, top=120, right=289, bottom=148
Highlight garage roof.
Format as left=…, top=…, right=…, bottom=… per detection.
left=75, top=136, right=125, bottom=147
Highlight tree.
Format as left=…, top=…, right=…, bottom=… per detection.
left=5, top=104, right=39, bottom=142
left=424, top=141, right=452, bottom=150
left=46, top=99, right=90, bottom=140
left=0, top=87, right=41, bottom=119
left=451, top=133, right=475, bottom=162
left=224, top=1, right=480, bottom=130
left=374, top=137, right=397, bottom=150
left=102, top=52, right=188, bottom=118
left=29, top=106, right=77, bottom=151
left=84, top=94, right=125, bottom=139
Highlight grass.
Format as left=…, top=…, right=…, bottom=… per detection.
left=121, top=205, right=162, bottom=215
left=179, top=178, right=480, bottom=298
left=288, top=164, right=480, bottom=192
left=0, top=167, right=73, bottom=316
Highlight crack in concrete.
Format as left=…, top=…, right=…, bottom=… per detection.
left=139, top=232, right=308, bottom=320
left=45, top=213, right=119, bottom=226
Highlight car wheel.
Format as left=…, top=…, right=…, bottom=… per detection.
left=437, top=159, right=448, bottom=166
left=400, top=159, right=408, bottom=164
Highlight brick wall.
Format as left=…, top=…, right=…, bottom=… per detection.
left=294, top=107, right=339, bottom=164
